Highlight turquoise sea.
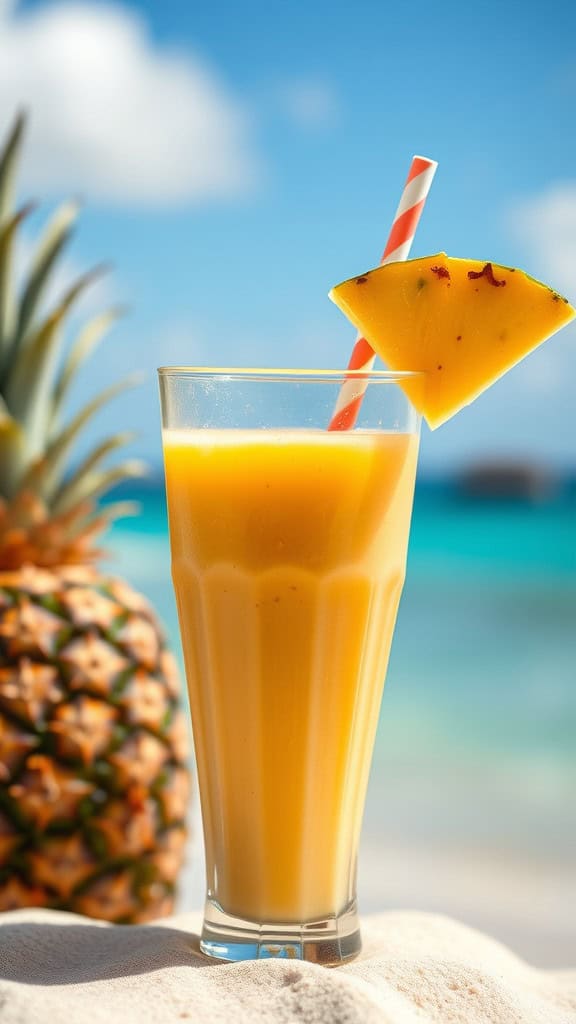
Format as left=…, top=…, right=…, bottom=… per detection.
left=104, top=480, right=575, bottom=963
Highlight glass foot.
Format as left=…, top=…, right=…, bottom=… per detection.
left=199, top=898, right=362, bottom=965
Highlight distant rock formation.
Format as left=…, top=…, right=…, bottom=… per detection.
left=457, top=461, right=559, bottom=501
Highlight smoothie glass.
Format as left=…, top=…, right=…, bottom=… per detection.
left=158, top=368, right=421, bottom=965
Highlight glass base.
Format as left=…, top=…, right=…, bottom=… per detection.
left=199, top=898, right=362, bottom=965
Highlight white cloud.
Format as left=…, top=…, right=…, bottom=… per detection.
left=0, top=1, right=261, bottom=205
left=279, top=78, right=339, bottom=130
left=499, top=183, right=576, bottom=409
left=507, top=183, right=576, bottom=299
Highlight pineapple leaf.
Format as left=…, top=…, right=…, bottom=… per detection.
left=0, top=409, right=25, bottom=499
left=61, top=501, right=141, bottom=556
left=56, top=495, right=141, bottom=555
left=0, top=112, right=26, bottom=229
left=11, top=199, right=80, bottom=355
left=20, top=374, right=142, bottom=500
left=52, top=431, right=137, bottom=514
left=96, top=500, right=141, bottom=524
left=4, top=266, right=108, bottom=459
left=0, top=202, right=36, bottom=370
left=0, top=116, right=150, bottom=537
left=54, top=460, right=148, bottom=512
left=51, top=306, right=127, bottom=431
left=63, top=499, right=141, bottom=543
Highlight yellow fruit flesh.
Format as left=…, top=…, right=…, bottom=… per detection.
left=329, top=254, right=575, bottom=428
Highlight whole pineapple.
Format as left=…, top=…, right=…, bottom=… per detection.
left=0, top=115, right=190, bottom=922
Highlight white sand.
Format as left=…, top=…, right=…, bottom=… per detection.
left=0, top=907, right=574, bottom=1023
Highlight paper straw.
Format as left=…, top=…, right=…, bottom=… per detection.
left=329, top=155, right=438, bottom=431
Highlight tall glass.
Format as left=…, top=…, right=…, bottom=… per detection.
left=158, top=368, right=420, bottom=964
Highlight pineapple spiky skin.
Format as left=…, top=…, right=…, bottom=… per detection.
left=0, top=564, right=190, bottom=922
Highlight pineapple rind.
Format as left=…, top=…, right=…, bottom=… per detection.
left=0, top=566, right=190, bottom=922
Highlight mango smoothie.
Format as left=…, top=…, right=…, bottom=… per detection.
left=163, top=428, right=418, bottom=925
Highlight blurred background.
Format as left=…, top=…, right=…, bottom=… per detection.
left=1, top=0, right=574, bottom=965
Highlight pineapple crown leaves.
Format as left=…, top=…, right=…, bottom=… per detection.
left=0, top=113, right=147, bottom=567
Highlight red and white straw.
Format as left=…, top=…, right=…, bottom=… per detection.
left=329, top=155, right=438, bottom=431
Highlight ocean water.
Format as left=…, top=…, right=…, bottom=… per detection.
left=104, top=479, right=575, bottom=959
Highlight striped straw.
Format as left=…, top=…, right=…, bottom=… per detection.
left=329, top=155, right=437, bottom=431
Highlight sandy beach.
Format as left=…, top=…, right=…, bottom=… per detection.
left=2, top=905, right=575, bottom=1023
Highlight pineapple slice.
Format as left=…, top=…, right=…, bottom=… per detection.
left=329, top=254, right=575, bottom=428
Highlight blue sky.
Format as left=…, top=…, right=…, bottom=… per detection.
left=1, top=0, right=576, bottom=472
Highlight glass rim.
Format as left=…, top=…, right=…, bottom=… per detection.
left=157, top=366, right=423, bottom=382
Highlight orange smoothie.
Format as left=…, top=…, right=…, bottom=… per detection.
left=163, top=429, right=418, bottom=924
